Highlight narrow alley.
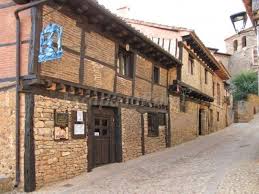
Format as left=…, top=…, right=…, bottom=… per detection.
left=36, top=114, right=259, bottom=194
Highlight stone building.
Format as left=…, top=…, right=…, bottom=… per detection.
left=0, top=0, right=231, bottom=192
left=224, top=27, right=258, bottom=77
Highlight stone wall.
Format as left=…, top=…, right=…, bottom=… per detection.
left=34, top=95, right=88, bottom=188
left=143, top=113, right=166, bottom=154
left=0, top=87, right=25, bottom=191
left=209, top=104, right=228, bottom=133
left=0, top=88, right=16, bottom=183
left=169, top=95, right=199, bottom=146
left=247, top=94, right=259, bottom=113
left=121, top=108, right=142, bottom=161
left=234, top=101, right=254, bottom=123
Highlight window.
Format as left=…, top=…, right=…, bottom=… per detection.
left=158, top=113, right=166, bottom=126
left=213, top=82, right=215, bottom=96
left=205, top=69, right=208, bottom=84
left=217, top=83, right=221, bottom=105
left=117, top=47, right=134, bottom=78
left=153, top=66, right=160, bottom=84
left=148, top=113, right=159, bottom=137
left=188, top=54, right=194, bottom=75
left=242, top=36, right=247, bottom=48
left=233, top=40, right=238, bottom=51
left=217, top=112, right=220, bottom=122
left=180, top=94, right=186, bottom=112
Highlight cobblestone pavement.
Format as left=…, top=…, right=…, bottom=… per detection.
left=35, top=115, right=259, bottom=194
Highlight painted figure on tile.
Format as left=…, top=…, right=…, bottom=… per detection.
left=38, top=23, right=63, bottom=62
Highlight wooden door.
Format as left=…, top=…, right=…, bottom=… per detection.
left=92, top=108, right=115, bottom=167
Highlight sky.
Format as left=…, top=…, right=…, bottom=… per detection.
left=97, top=0, right=251, bottom=52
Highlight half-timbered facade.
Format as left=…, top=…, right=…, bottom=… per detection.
left=124, top=19, right=233, bottom=145
left=0, top=0, right=232, bottom=192
left=0, top=0, right=181, bottom=191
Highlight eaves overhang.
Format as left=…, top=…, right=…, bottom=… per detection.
left=45, top=0, right=183, bottom=68
left=182, top=33, right=231, bottom=80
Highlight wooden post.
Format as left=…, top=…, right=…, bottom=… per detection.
left=166, top=113, right=171, bottom=147
left=115, top=106, right=122, bottom=162
left=87, top=100, right=93, bottom=172
left=141, top=113, right=145, bottom=155
left=24, top=93, right=36, bottom=192
left=79, top=28, right=86, bottom=84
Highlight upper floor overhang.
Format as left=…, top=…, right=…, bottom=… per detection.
left=169, top=80, right=214, bottom=103
left=182, top=32, right=231, bottom=80
left=42, top=0, right=182, bottom=68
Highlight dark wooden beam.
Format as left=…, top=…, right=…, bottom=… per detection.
left=141, top=113, right=145, bottom=155
left=24, top=93, right=36, bottom=192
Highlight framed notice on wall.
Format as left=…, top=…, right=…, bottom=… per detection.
left=72, top=111, right=87, bottom=139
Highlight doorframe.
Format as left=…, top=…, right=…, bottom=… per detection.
left=87, top=105, right=122, bottom=171
left=198, top=109, right=203, bottom=136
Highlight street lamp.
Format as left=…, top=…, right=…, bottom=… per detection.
left=230, top=11, right=248, bottom=33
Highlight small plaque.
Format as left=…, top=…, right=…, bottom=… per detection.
left=94, top=132, right=100, bottom=136
left=77, top=111, right=84, bottom=122
left=55, top=112, right=68, bottom=127
left=72, top=110, right=87, bottom=139
left=74, top=124, right=85, bottom=135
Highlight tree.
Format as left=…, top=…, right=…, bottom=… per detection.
left=231, top=70, right=258, bottom=101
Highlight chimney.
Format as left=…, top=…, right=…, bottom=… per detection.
left=116, top=6, right=130, bottom=18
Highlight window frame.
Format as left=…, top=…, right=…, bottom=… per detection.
left=213, top=82, right=215, bottom=96
left=158, top=113, right=166, bottom=126
left=205, top=69, right=208, bottom=84
left=233, top=40, right=238, bottom=51
left=242, top=36, right=247, bottom=48
left=188, top=54, right=194, bottom=75
left=117, top=47, right=134, bottom=79
left=180, top=94, right=186, bottom=112
left=217, top=83, right=221, bottom=105
left=153, top=65, right=160, bottom=84
left=148, top=113, right=159, bottom=137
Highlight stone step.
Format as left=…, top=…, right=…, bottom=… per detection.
left=0, top=176, right=12, bottom=193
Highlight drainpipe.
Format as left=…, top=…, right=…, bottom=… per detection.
left=13, top=0, right=50, bottom=188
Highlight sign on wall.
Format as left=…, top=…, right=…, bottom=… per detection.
left=54, top=110, right=69, bottom=140
left=72, top=111, right=87, bottom=139
left=38, top=23, right=63, bottom=63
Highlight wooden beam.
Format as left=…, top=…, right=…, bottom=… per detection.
left=24, top=93, right=36, bottom=192
left=56, top=83, right=66, bottom=92
left=141, top=113, right=145, bottom=155
left=66, top=86, right=75, bottom=94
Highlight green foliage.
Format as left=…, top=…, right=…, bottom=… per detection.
left=231, top=70, right=258, bottom=101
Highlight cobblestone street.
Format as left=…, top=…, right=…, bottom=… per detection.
left=35, top=115, right=259, bottom=194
